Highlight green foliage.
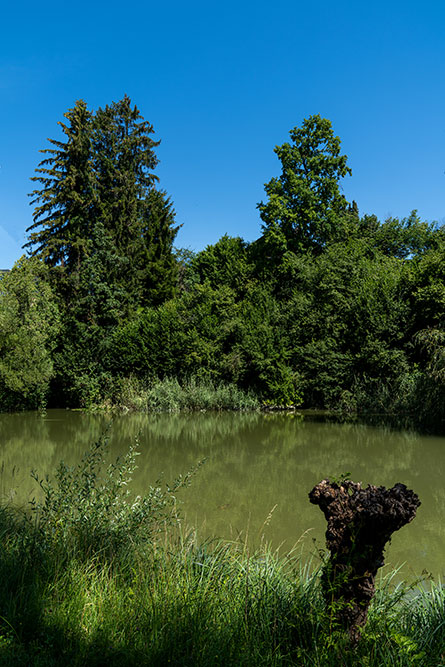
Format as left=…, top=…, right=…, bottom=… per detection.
left=412, top=244, right=445, bottom=328
left=138, top=189, right=180, bottom=306
left=175, top=246, right=199, bottom=293
left=280, top=240, right=412, bottom=407
left=26, top=96, right=179, bottom=324
left=26, top=99, right=95, bottom=269
left=23, top=96, right=182, bottom=409
left=258, top=114, right=353, bottom=257
left=111, top=285, right=232, bottom=382
left=47, top=310, right=118, bottom=408
left=191, top=234, right=255, bottom=295
left=358, top=210, right=438, bottom=259
left=415, top=328, right=445, bottom=380
left=234, top=285, right=303, bottom=402
left=29, top=433, right=201, bottom=561
left=0, top=256, right=60, bottom=409
left=4, top=104, right=444, bottom=428
left=111, top=282, right=302, bottom=404
left=110, top=298, right=188, bottom=380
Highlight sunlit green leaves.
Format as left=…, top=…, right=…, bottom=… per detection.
left=0, top=256, right=60, bottom=408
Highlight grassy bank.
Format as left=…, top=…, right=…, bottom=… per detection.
left=0, top=437, right=444, bottom=666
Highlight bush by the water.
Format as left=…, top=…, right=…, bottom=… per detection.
left=0, top=437, right=444, bottom=665
left=27, top=433, right=202, bottom=562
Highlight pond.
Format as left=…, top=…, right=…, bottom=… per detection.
left=0, top=409, right=443, bottom=579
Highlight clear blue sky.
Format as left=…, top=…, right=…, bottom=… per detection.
left=1, top=0, right=444, bottom=268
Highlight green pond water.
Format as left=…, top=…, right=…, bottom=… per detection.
left=0, top=409, right=443, bottom=579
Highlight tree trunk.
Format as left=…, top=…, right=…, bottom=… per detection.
left=309, top=479, right=420, bottom=644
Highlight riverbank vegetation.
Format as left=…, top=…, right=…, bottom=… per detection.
left=1, top=98, right=445, bottom=431
left=0, top=436, right=444, bottom=666
left=111, top=375, right=259, bottom=413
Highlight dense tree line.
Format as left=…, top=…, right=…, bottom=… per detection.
left=1, top=99, right=444, bottom=429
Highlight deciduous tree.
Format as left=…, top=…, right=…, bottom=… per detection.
left=0, top=256, right=60, bottom=408
left=258, top=114, right=352, bottom=256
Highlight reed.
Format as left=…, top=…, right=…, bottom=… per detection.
left=114, top=375, right=259, bottom=412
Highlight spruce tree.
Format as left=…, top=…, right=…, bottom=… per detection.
left=138, top=189, right=180, bottom=306
left=26, top=100, right=95, bottom=271
left=93, top=95, right=160, bottom=257
left=26, top=96, right=179, bottom=320
left=92, top=96, right=179, bottom=312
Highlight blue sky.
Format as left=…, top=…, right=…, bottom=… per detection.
left=1, top=0, right=444, bottom=268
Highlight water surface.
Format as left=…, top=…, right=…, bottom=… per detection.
left=0, top=409, right=443, bottom=579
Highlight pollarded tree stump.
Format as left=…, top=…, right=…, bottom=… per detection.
left=309, top=479, right=420, bottom=644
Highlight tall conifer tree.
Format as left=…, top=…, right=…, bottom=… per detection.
left=26, top=96, right=179, bottom=320
left=138, top=189, right=180, bottom=306
left=26, top=100, right=95, bottom=271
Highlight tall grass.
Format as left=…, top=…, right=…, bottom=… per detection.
left=114, top=375, right=259, bottom=412
left=0, top=436, right=443, bottom=666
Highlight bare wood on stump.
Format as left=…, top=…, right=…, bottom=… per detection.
left=309, top=479, right=420, bottom=644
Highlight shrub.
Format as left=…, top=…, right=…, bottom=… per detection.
left=29, top=433, right=202, bottom=561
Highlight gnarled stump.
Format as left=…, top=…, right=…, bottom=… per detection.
left=309, top=479, right=420, bottom=644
